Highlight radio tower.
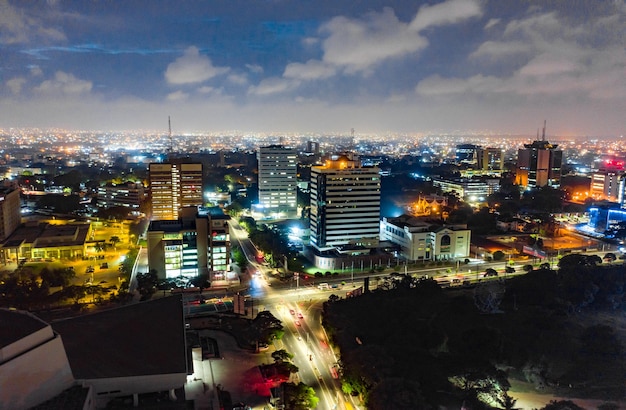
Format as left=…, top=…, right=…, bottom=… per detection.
left=168, top=116, right=173, bottom=154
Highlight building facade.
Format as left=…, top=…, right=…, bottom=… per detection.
left=1, top=222, right=90, bottom=263
left=476, top=147, right=505, bottom=173
left=516, top=140, right=563, bottom=189
left=310, top=154, right=380, bottom=252
left=0, top=187, right=20, bottom=242
left=590, top=157, right=625, bottom=202
left=147, top=207, right=230, bottom=282
left=432, top=177, right=500, bottom=202
left=380, top=215, right=471, bottom=261
left=149, top=162, right=203, bottom=220
left=257, top=145, right=298, bottom=219
left=97, top=182, right=146, bottom=209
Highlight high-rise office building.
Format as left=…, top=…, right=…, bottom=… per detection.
left=149, top=162, right=203, bottom=220
left=0, top=187, right=20, bottom=242
left=476, top=147, right=504, bottom=173
left=257, top=145, right=298, bottom=218
left=590, top=157, right=625, bottom=202
left=310, top=154, right=380, bottom=252
left=455, top=144, right=479, bottom=165
left=516, top=140, right=562, bottom=189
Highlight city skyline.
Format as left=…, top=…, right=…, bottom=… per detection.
left=1, top=0, right=625, bottom=136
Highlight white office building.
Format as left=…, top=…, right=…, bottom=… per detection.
left=310, top=154, right=380, bottom=252
left=257, top=145, right=298, bottom=219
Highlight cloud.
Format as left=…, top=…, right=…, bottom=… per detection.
left=197, top=86, right=214, bottom=94
left=469, top=40, right=530, bottom=60
left=34, top=71, right=92, bottom=95
left=320, top=8, right=427, bottom=73
left=167, top=91, right=188, bottom=101
left=165, top=46, right=229, bottom=85
left=283, top=60, right=336, bottom=80
left=248, top=77, right=296, bottom=96
left=484, top=18, right=500, bottom=30
left=245, top=64, right=263, bottom=74
left=6, top=77, right=26, bottom=95
left=318, top=0, right=482, bottom=74
left=420, top=4, right=626, bottom=104
left=409, top=0, right=483, bottom=31
left=227, top=73, right=248, bottom=85
left=416, top=74, right=503, bottom=96
left=29, top=66, right=43, bottom=77
left=0, top=0, right=66, bottom=45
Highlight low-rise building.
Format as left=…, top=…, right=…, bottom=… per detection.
left=97, top=182, right=146, bottom=209
left=380, top=214, right=471, bottom=261
left=0, top=221, right=91, bottom=263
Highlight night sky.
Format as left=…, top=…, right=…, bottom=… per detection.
left=1, top=0, right=624, bottom=135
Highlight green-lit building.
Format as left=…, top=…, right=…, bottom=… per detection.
left=147, top=206, right=230, bottom=282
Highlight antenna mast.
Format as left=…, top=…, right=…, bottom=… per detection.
left=168, top=116, right=173, bottom=154
left=542, top=120, right=546, bottom=141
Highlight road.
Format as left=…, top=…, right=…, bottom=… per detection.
left=228, top=219, right=358, bottom=409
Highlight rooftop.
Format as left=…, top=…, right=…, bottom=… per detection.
left=0, top=308, right=49, bottom=349
left=51, top=296, right=187, bottom=379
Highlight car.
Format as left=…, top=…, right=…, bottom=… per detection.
left=100, top=262, right=109, bottom=269
left=289, top=309, right=295, bottom=315
left=297, top=312, right=304, bottom=319
left=86, top=266, right=94, bottom=273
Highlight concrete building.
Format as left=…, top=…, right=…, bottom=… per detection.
left=516, top=138, right=563, bottom=189
left=432, top=177, right=500, bottom=202
left=97, top=182, right=146, bottom=209
left=590, top=157, right=625, bottom=202
left=310, top=154, right=380, bottom=253
left=0, top=309, right=76, bottom=410
left=0, top=187, right=20, bottom=243
left=147, top=207, right=230, bottom=282
left=380, top=215, right=471, bottom=262
left=256, top=145, right=298, bottom=219
left=0, top=222, right=90, bottom=263
left=455, top=144, right=479, bottom=165
left=476, top=147, right=505, bottom=173
left=0, top=296, right=188, bottom=410
left=149, top=162, right=203, bottom=220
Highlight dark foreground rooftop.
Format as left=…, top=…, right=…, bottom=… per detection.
left=52, top=296, right=187, bottom=379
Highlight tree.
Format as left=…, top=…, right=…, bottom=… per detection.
left=540, top=400, right=585, bottom=410
left=136, top=270, right=158, bottom=300
left=603, top=252, right=616, bottom=263
left=271, top=349, right=293, bottom=363
left=282, top=382, right=319, bottom=410
left=40, top=267, right=75, bottom=288
left=189, top=273, right=210, bottom=290
left=109, top=235, right=121, bottom=249
left=231, top=247, right=248, bottom=270
left=61, top=285, right=87, bottom=305
left=252, top=310, right=284, bottom=344
left=367, top=378, right=428, bottom=410
left=492, top=251, right=505, bottom=261
left=484, top=268, right=498, bottom=277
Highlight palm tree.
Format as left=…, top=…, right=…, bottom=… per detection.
left=109, top=235, right=120, bottom=249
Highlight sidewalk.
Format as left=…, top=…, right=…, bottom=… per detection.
left=185, top=330, right=273, bottom=410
